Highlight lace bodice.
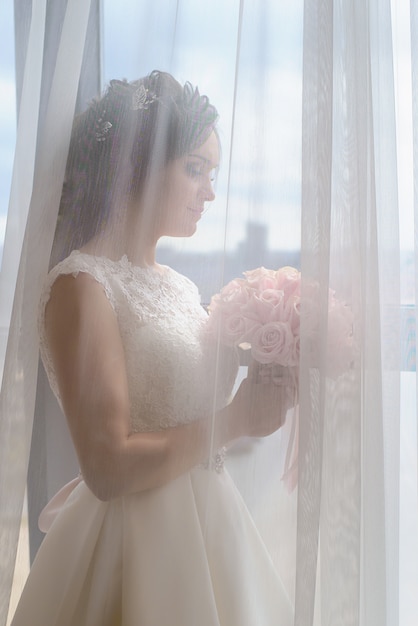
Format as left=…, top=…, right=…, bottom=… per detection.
left=38, top=251, right=238, bottom=432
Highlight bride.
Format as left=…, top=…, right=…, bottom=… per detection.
left=11, top=70, right=295, bottom=626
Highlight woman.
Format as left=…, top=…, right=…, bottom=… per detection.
left=12, top=70, right=294, bottom=625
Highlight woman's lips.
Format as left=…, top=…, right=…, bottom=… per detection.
left=188, top=206, right=204, bottom=217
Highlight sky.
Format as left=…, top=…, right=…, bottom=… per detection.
left=0, top=0, right=415, bottom=256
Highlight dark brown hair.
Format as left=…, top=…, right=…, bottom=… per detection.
left=52, top=70, right=218, bottom=262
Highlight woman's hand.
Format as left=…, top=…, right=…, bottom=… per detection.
left=227, top=361, right=298, bottom=439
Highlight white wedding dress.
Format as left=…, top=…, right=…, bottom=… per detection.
left=11, top=251, right=293, bottom=626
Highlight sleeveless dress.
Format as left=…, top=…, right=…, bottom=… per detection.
left=11, top=251, right=293, bottom=626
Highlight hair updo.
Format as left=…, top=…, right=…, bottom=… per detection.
left=53, top=70, right=218, bottom=261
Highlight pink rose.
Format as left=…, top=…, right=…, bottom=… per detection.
left=241, top=290, right=285, bottom=325
left=207, top=303, right=259, bottom=346
left=250, top=321, right=294, bottom=365
left=243, top=267, right=278, bottom=291
left=259, top=288, right=286, bottom=308
left=212, top=278, right=251, bottom=308
left=244, top=267, right=276, bottom=281
left=275, top=266, right=301, bottom=298
left=218, top=311, right=248, bottom=346
left=207, top=280, right=252, bottom=336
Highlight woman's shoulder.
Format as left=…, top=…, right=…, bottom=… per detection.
left=47, top=249, right=117, bottom=282
left=37, top=251, right=129, bottom=410
left=40, top=250, right=118, bottom=316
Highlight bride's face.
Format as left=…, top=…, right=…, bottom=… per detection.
left=154, top=130, right=219, bottom=238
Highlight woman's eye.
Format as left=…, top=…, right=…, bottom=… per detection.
left=185, top=163, right=203, bottom=178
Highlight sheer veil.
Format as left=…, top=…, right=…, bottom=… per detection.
left=1, top=1, right=417, bottom=625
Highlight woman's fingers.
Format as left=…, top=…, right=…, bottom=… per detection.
left=232, top=374, right=297, bottom=439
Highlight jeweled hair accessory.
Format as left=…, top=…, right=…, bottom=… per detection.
left=94, top=80, right=159, bottom=142
left=95, top=117, right=113, bottom=142
left=132, top=84, right=158, bottom=110
left=92, top=75, right=217, bottom=150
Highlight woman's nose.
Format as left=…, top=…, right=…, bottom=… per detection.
left=202, top=176, right=215, bottom=202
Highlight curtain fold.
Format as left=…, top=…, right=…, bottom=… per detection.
left=299, top=1, right=400, bottom=624
left=411, top=1, right=418, bottom=486
left=368, top=3, right=400, bottom=624
left=0, top=1, right=91, bottom=623
left=0, top=0, right=46, bottom=381
left=296, top=0, right=334, bottom=622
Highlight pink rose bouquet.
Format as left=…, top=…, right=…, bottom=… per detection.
left=207, top=266, right=354, bottom=493
left=207, top=266, right=353, bottom=377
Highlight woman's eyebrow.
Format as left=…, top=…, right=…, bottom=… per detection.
left=187, top=154, right=218, bottom=168
left=188, top=154, right=210, bottom=162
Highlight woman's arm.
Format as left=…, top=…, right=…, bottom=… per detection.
left=45, top=273, right=294, bottom=501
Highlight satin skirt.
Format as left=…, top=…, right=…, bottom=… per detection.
left=11, top=467, right=293, bottom=626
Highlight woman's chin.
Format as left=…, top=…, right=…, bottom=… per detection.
left=175, top=222, right=199, bottom=238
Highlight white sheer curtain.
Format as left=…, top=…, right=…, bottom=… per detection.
left=0, top=1, right=92, bottom=621
left=298, top=1, right=403, bottom=624
left=0, top=1, right=417, bottom=625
